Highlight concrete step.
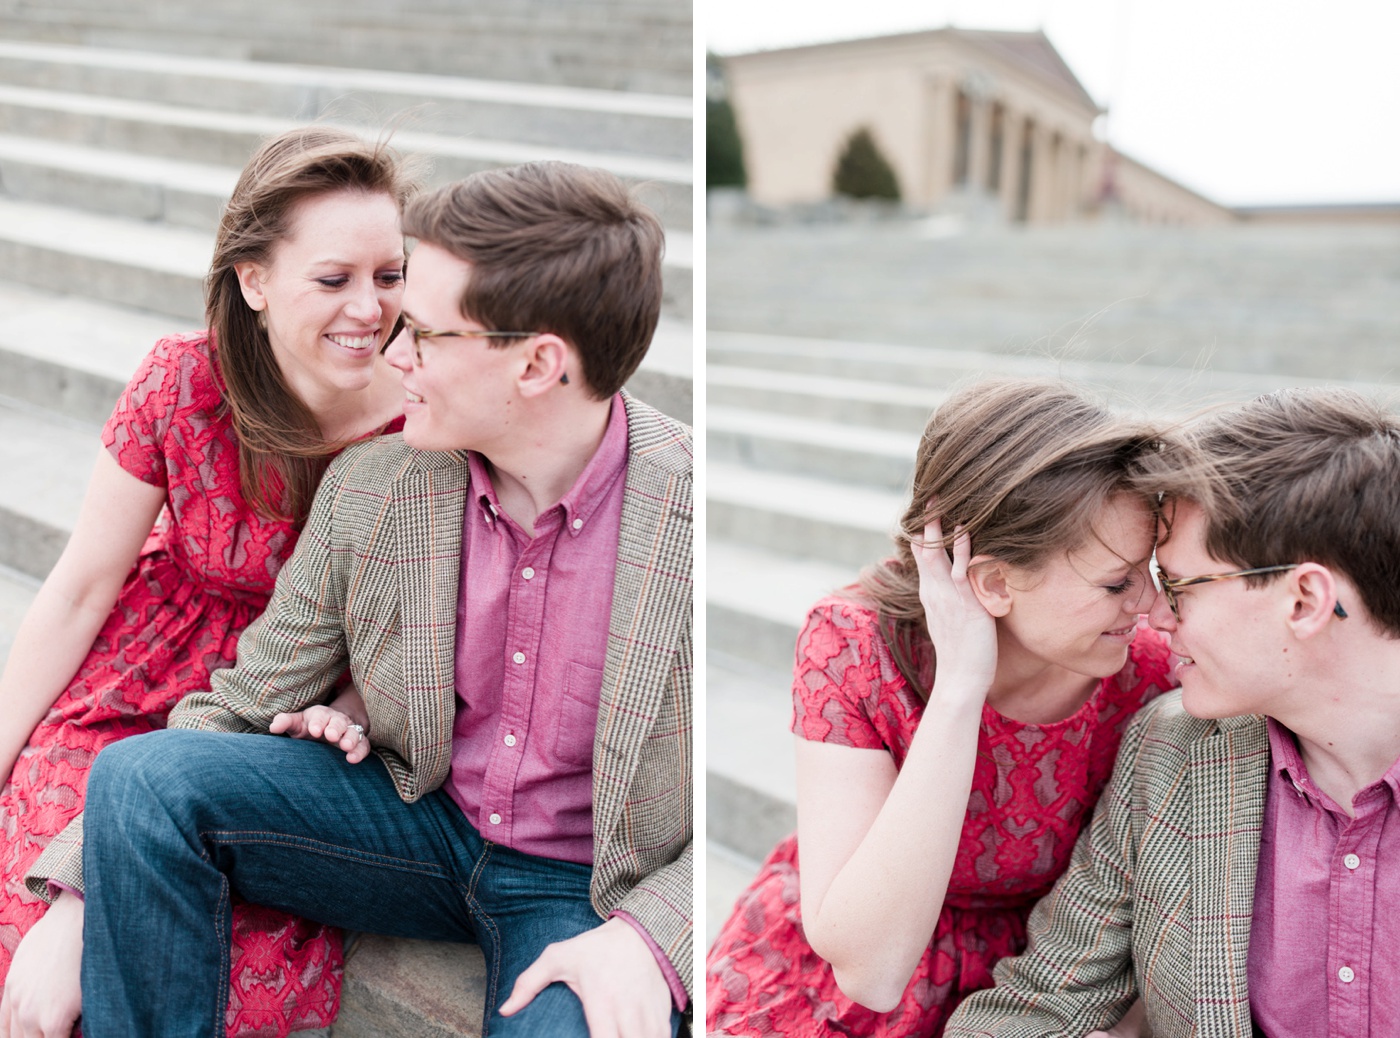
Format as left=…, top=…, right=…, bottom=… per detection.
left=708, top=462, right=902, bottom=572
left=708, top=331, right=1400, bottom=416
left=708, top=362, right=943, bottom=433
left=0, top=84, right=692, bottom=231
left=708, top=225, right=1400, bottom=383
left=705, top=652, right=798, bottom=867
left=0, top=3, right=690, bottom=94
left=0, top=40, right=691, bottom=160
left=708, top=405, right=916, bottom=491
left=0, top=565, right=39, bottom=666
left=706, top=842, right=762, bottom=950
left=0, top=133, right=236, bottom=230
left=0, top=396, right=99, bottom=582
left=0, top=280, right=189, bottom=425
left=708, top=539, right=855, bottom=673
left=0, top=197, right=688, bottom=346
left=335, top=935, right=485, bottom=1037
left=0, top=281, right=690, bottom=428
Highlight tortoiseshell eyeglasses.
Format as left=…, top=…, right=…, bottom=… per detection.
left=1155, top=564, right=1347, bottom=621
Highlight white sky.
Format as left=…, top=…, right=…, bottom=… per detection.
left=705, top=0, right=1400, bottom=207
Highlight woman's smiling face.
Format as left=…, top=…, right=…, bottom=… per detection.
left=236, top=188, right=405, bottom=409
left=992, top=493, right=1158, bottom=681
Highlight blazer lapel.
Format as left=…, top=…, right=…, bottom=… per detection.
left=590, top=418, right=693, bottom=847
left=1190, top=715, right=1270, bottom=1036
left=391, top=451, right=471, bottom=795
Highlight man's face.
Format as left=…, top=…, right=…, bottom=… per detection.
left=1148, top=501, right=1283, bottom=719
left=385, top=242, right=530, bottom=453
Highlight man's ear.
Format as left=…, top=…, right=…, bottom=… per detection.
left=968, top=556, right=1013, bottom=618
left=516, top=333, right=573, bottom=399
left=233, top=261, right=268, bottom=312
left=1287, top=563, right=1343, bottom=640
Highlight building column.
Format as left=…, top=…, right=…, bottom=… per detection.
left=998, top=108, right=1023, bottom=219
left=965, top=94, right=993, bottom=192
left=921, top=76, right=957, bottom=209
left=1028, top=123, right=1054, bottom=224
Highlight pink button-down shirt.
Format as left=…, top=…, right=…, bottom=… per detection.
left=444, top=396, right=628, bottom=864
left=1248, top=719, right=1400, bottom=1036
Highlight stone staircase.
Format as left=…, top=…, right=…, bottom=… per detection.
left=0, top=0, right=690, bottom=95
left=0, top=30, right=691, bottom=1038
left=704, top=220, right=1400, bottom=947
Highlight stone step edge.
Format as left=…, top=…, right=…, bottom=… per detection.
left=0, top=187, right=692, bottom=274
left=0, top=83, right=692, bottom=186
left=709, top=330, right=1400, bottom=397
left=707, top=769, right=795, bottom=867
left=0, top=38, right=690, bottom=120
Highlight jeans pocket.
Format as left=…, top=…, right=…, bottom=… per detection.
left=552, top=662, right=602, bottom=768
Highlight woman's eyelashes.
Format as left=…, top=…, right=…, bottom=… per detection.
left=312, top=271, right=404, bottom=289
left=1103, top=576, right=1135, bottom=596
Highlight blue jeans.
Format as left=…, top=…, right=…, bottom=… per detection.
left=79, top=729, right=682, bottom=1037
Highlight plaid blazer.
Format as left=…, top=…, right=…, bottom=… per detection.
left=945, top=691, right=1269, bottom=1038
left=31, top=394, right=694, bottom=993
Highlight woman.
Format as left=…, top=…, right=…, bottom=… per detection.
left=0, top=125, right=416, bottom=1035
left=707, top=378, right=1176, bottom=1037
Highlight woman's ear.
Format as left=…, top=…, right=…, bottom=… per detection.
left=233, top=261, right=268, bottom=312
left=968, top=555, right=1013, bottom=617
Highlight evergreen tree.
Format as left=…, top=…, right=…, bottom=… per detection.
left=832, top=127, right=900, bottom=201
left=707, top=54, right=746, bottom=189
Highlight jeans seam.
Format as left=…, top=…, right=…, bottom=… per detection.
left=471, top=843, right=501, bottom=1036
left=199, top=829, right=453, bottom=880
left=202, top=845, right=231, bottom=1036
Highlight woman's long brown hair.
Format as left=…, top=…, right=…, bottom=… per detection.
left=207, top=126, right=419, bottom=524
left=855, top=377, right=1163, bottom=700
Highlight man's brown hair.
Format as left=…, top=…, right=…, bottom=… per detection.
left=1151, top=388, right=1400, bottom=637
left=401, top=162, right=664, bottom=398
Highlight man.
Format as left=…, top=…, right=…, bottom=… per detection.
left=946, top=388, right=1400, bottom=1037
left=27, top=162, right=691, bottom=1036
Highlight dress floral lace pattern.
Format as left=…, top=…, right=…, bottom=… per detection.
left=0, top=333, right=402, bottom=1035
left=707, top=596, right=1175, bottom=1037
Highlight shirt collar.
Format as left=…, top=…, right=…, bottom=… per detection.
left=467, top=394, right=629, bottom=535
left=1267, top=716, right=1400, bottom=811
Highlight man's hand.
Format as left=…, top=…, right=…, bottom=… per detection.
left=0, top=889, right=83, bottom=1038
left=1086, top=997, right=1146, bottom=1038
left=499, top=916, right=672, bottom=1038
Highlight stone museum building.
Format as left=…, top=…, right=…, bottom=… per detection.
left=723, top=27, right=1233, bottom=225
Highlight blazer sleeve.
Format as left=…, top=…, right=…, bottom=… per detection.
left=24, top=461, right=356, bottom=901
left=614, top=839, right=693, bottom=996
left=167, top=459, right=353, bottom=733
left=942, top=704, right=1153, bottom=1037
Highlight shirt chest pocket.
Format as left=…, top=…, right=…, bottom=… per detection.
left=554, top=661, right=603, bottom=768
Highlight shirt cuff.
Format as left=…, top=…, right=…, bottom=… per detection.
left=610, top=910, right=688, bottom=1012
left=48, top=880, right=84, bottom=903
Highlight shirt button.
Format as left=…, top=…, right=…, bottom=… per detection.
left=489, top=812, right=502, bottom=825
left=572, top=518, right=583, bottom=530
left=504, top=734, right=517, bottom=747
left=512, top=651, right=525, bottom=664
left=1339, top=966, right=1355, bottom=983
left=1344, top=853, right=1361, bottom=870
left=521, top=567, right=535, bottom=580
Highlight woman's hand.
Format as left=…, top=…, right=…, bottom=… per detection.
left=270, top=703, right=371, bottom=763
left=0, top=890, right=83, bottom=1038
left=912, top=512, right=998, bottom=699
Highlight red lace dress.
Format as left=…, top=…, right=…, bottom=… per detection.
left=707, top=596, right=1176, bottom=1037
left=0, top=333, right=402, bottom=1035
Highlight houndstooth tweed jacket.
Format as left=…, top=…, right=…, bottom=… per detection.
left=945, top=690, right=1270, bottom=1038
left=31, top=393, right=694, bottom=994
